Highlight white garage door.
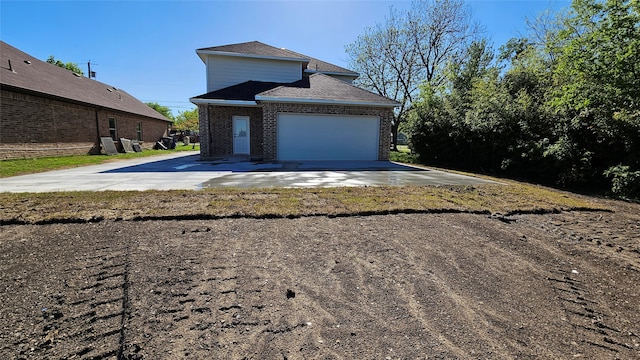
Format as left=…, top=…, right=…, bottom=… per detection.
left=277, top=114, right=380, bottom=161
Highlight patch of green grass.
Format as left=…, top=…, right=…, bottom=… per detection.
left=390, top=150, right=419, bottom=164
left=175, top=143, right=200, bottom=152
left=0, top=144, right=199, bottom=178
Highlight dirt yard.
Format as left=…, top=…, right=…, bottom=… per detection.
left=1, top=199, right=638, bottom=359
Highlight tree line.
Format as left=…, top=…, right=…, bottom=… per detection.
left=347, top=0, right=639, bottom=199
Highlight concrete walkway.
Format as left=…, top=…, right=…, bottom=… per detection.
left=0, top=151, right=496, bottom=193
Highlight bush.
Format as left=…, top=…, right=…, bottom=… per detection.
left=604, top=165, right=640, bottom=200
left=389, top=150, right=419, bottom=164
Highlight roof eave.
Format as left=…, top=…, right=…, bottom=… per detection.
left=190, top=98, right=259, bottom=107
left=196, top=49, right=310, bottom=63
left=304, top=69, right=359, bottom=78
left=2, top=84, right=171, bottom=122
left=254, top=96, right=399, bottom=108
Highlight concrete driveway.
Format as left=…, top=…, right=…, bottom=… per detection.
left=0, top=151, right=496, bottom=193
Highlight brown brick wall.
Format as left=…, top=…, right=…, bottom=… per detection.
left=197, top=104, right=210, bottom=158
left=0, top=142, right=98, bottom=160
left=96, top=111, right=169, bottom=145
left=1, top=89, right=96, bottom=143
left=1, top=89, right=169, bottom=159
left=261, top=103, right=393, bottom=161
left=201, top=105, right=263, bottom=160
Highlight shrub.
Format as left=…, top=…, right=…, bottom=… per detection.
left=604, top=165, right=640, bottom=200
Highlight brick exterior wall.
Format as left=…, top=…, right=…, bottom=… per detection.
left=0, top=89, right=169, bottom=159
left=201, top=105, right=263, bottom=160
left=197, top=104, right=210, bottom=158
left=199, top=102, right=393, bottom=161
left=261, top=103, right=393, bottom=161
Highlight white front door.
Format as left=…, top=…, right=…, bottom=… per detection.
left=233, top=116, right=250, bottom=155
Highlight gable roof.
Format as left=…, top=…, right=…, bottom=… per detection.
left=197, top=41, right=309, bottom=63
left=191, top=73, right=398, bottom=108
left=197, top=41, right=358, bottom=78
left=0, top=41, right=171, bottom=122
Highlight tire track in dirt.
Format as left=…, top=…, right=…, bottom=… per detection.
left=513, top=209, right=640, bottom=358
left=537, top=210, right=640, bottom=357
left=2, top=208, right=639, bottom=359
left=126, top=247, right=201, bottom=358
left=61, top=242, right=131, bottom=359
left=124, top=220, right=318, bottom=359
left=0, top=226, right=130, bottom=360
left=358, top=214, right=560, bottom=358
left=205, top=221, right=326, bottom=359
left=547, top=269, right=636, bottom=354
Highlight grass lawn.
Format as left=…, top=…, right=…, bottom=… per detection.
left=0, top=181, right=607, bottom=225
left=0, top=144, right=199, bottom=178
left=396, top=145, right=410, bottom=153
left=390, top=146, right=418, bottom=164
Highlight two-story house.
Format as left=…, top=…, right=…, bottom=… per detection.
left=190, top=41, right=398, bottom=161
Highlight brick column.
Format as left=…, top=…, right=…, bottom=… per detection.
left=197, top=104, right=210, bottom=159
left=378, top=108, right=393, bottom=161
left=262, top=103, right=278, bottom=161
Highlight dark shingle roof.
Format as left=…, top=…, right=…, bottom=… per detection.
left=0, top=41, right=171, bottom=122
left=197, top=41, right=358, bottom=77
left=283, top=49, right=358, bottom=77
left=257, top=73, right=398, bottom=106
left=304, top=57, right=358, bottom=77
left=197, top=41, right=308, bottom=61
left=192, top=74, right=397, bottom=107
left=191, top=81, right=284, bottom=101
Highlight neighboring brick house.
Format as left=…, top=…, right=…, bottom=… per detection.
left=0, top=41, right=172, bottom=160
left=190, top=41, right=398, bottom=161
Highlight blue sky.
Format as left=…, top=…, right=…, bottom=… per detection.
left=1, top=0, right=570, bottom=115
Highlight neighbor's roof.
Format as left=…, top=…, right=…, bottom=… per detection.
left=191, top=73, right=398, bottom=108
left=0, top=41, right=171, bottom=122
left=197, top=41, right=358, bottom=78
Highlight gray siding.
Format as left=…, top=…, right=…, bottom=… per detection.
left=206, top=55, right=302, bottom=92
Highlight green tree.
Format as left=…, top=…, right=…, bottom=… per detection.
left=46, top=55, right=84, bottom=75
left=145, top=102, right=174, bottom=121
left=173, top=108, right=199, bottom=131
left=551, top=0, right=639, bottom=113
left=545, top=0, right=640, bottom=189
left=346, top=7, right=420, bottom=150
left=346, top=0, right=479, bottom=149
left=408, top=0, right=640, bottom=198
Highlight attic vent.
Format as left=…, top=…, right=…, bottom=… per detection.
left=107, top=88, right=113, bottom=92
left=24, top=60, right=31, bottom=64
left=73, top=72, right=81, bottom=77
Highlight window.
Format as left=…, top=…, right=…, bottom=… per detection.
left=136, top=122, right=143, bottom=141
left=108, top=118, right=117, bottom=140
